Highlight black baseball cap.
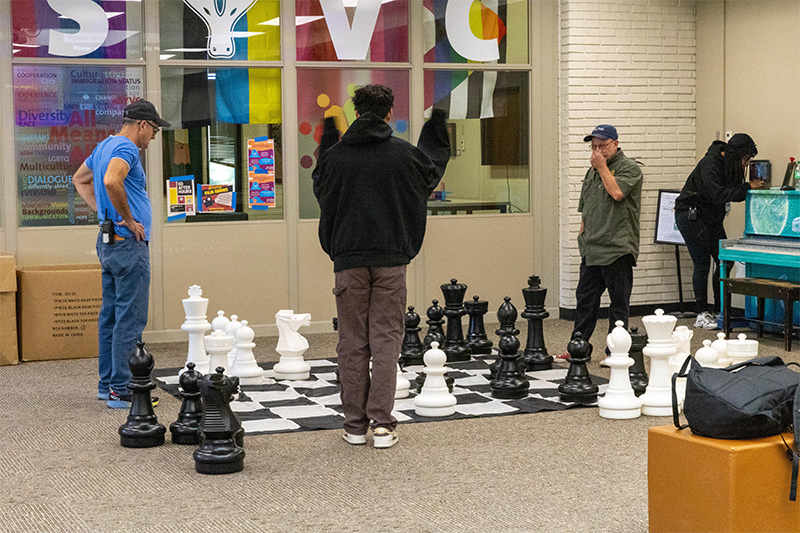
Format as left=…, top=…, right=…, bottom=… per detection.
left=123, top=99, right=171, bottom=128
left=583, top=124, right=618, bottom=142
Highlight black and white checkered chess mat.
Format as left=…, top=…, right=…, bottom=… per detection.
left=153, top=358, right=608, bottom=436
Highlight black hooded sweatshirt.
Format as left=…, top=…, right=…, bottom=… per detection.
left=675, top=140, right=752, bottom=227
left=312, top=110, right=450, bottom=272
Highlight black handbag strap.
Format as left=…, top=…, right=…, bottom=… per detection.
left=672, top=355, right=694, bottom=431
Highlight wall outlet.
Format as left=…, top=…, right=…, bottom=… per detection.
left=725, top=131, right=733, bottom=141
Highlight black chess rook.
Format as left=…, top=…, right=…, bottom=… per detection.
left=400, top=306, right=425, bottom=366
left=194, top=367, right=245, bottom=475
left=440, top=279, right=471, bottom=362
left=520, top=275, right=553, bottom=371
left=558, top=332, right=599, bottom=404
left=465, top=295, right=493, bottom=356
left=119, top=342, right=166, bottom=448
left=628, top=326, right=649, bottom=397
left=170, top=362, right=204, bottom=445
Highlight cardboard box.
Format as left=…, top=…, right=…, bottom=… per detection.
left=0, top=253, right=19, bottom=365
left=649, top=425, right=800, bottom=533
left=16, top=264, right=102, bottom=362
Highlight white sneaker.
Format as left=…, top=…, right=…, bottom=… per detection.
left=599, top=357, right=610, bottom=367
left=694, top=312, right=712, bottom=329
left=372, top=427, right=398, bottom=449
left=703, top=313, right=721, bottom=330
left=342, top=432, right=366, bottom=445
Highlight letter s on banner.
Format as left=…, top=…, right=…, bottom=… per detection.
left=46, top=0, right=109, bottom=57
left=445, top=0, right=500, bottom=62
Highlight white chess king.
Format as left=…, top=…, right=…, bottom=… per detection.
left=272, top=310, right=312, bottom=381
left=181, top=284, right=210, bottom=376
left=640, top=309, right=678, bottom=416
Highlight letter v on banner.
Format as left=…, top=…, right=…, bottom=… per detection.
left=445, top=0, right=500, bottom=62
left=319, top=0, right=382, bottom=60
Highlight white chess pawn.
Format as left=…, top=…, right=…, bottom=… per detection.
left=598, top=321, right=642, bottom=419
left=711, top=332, right=732, bottom=367
left=272, top=310, right=312, bottom=380
left=395, top=363, right=410, bottom=399
left=727, top=333, right=759, bottom=364
left=228, top=320, right=265, bottom=385
left=181, top=284, right=210, bottom=376
left=695, top=339, right=720, bottom=368
left=640, top=309, right=679, bottom=416
left=669, top=325, right=693, bottom=404
left=225, top=314, right=242, bottom=367
left=414, top=342, right=457, bottom=417
left=205, top=328, right=233, bottom=374
left=212, top=310, right=230, bottom=334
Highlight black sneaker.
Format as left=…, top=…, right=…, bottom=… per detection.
left=107, top=390, right=159, bottom=409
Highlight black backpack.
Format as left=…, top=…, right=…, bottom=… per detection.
left=672, top=356, right=800, bottom=500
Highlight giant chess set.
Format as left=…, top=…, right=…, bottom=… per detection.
left=118, top=277, right=761, bottom=475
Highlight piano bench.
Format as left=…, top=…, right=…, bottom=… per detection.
left=721, top=277, right=800, bottom=352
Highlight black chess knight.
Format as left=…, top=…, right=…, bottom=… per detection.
left=628, top=326, right=649, bottom=396
left=558, top=332, right=599, bottom=404
left=440, top=279, right=471, bottom=362
left=520, top=275, right=553, bottom=371
left=194, top=367, right=245, bottom=475
left=400, top=306, right=425, bottom=366
left=170, top=362, right=204, bottom=445
left=423, top=299, right=446, bottom=351
left=465, top=296, right=493, bottom=356
left=119, top=342, right=166, bottom=448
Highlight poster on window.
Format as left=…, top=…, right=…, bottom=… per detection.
left=13, top=65, right=143, bottom=227
left=248, top=137, right=275, bottom=210
left=167, top=176, right=196, bottom=221
left=198, top=184, right=235, bottom=213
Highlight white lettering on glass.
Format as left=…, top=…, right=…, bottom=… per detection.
left=183, top=0, right=258, bottom=58
left=46, top=0, right=109, bottom=57
left=319, top=0, right=382, bottom=61
left=445, top=0, right=499, bottom=62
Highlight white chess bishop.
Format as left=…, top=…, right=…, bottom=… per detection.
left=640, top=309, right=679, bottom=416
left=597, top=321, right=642, bottom=419
left=414, top=342, right=456, bottom=417
left=181, top=285, right=211, bottom=376
left=272, top=310, right=312, bottom=380
left=228, top=320, right=265, bottom=385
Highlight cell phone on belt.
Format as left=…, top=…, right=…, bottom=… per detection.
left=688, top=207, right=697, bottom=221
left=101, top=210, right=115, bottom=244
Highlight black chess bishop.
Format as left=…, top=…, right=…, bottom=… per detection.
left=119, top=342, right=166, bottom=448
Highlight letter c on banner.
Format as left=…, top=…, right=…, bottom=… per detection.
left=46, top=0, right=109, bottom=57
left=445, top=0, right=500, bottom=62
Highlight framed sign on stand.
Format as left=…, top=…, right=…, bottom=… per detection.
left=655, top=189, right=696, bottom=318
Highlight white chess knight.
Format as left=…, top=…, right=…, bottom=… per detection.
left=395, top=363, right=410, bottom=399
left=272, top=310, right=312, bottom=380
left=597, top=321, right=642, bottom=419
left=670, top=325, right=693, bottom=403
left=205, top=328, right=233, bottom=374
left=414, top=342, right=457, bottom=417
left=695, top=339, right=720, bottom=368
left=225, top=314, right=242, bottom=367
left=711, top=332, right=732, bottom=367
left=640, top=309, right=679, bottom=416
left=181, top=285, right=211, bottom=376
left=228, top=320, right=265, bottom=385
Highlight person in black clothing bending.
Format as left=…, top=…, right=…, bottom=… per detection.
left=674, top=133, right=768, bottom=330
left=312, top=85, right=450, bottom=449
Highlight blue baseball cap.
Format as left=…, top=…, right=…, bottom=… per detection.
left=584, top=124, right=618, bottom=142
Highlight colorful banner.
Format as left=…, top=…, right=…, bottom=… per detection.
left=14, top=65, right=143, bottom=227
left=167, top=176, right=196, bottom=221
left=198, top=184, right=236, bottom=213
left=248, top=137, right=275, bottom=210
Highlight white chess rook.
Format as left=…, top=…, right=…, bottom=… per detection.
left=414, top=342, right=457, bottom=417
left=272, top=310, right=312, bottom=380
left=640, top=309, right=679, bottom=416
left=597, top=321, right=642, bottom=419
left=181, top=284, right=211, bottom=376
left=228, top=320, right=265, bottom=385
left=206, top=328, right=233, bottom=374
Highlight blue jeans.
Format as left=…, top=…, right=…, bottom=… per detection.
left=96, top=233, right=150, bottom=396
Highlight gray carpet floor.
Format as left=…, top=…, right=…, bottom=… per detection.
left=0, top=317, right=796, bottom=533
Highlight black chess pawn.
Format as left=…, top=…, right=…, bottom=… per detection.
left=628, top=326, right=649, bottom=397
left=490, top=327, right=529, bottom=399
left=400, top=306, right=425, bottom=366
left=465, top=296, right=493, bottom=356
left=423, top=299, right=446, bottom=351
left=119, top=342, right=166, bottom=448
left=558, top=332, right=599, bottom=404
left=490, top=296, right=519, bottom=380
left=520, top=275, right=553, bottom=371
left=440, top=279, right=471, bottom=362
left=170, top=362, right=204, bottom=445
left=194, top=367, right=245, bottom=475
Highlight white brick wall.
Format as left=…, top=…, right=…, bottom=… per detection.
left=559, top=0, right=697, bottom=311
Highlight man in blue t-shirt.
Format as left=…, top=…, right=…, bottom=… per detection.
left=72, top=99, right=170, bottom=408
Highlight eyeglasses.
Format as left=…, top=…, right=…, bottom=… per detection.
left=143, top=121, right=160, bottom=135
left=591, top=139, right=615, bottom=150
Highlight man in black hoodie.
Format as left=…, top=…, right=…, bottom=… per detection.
left=313, top=85, right=449, bottom=449
left=674, top=133, right=768, bottom=330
